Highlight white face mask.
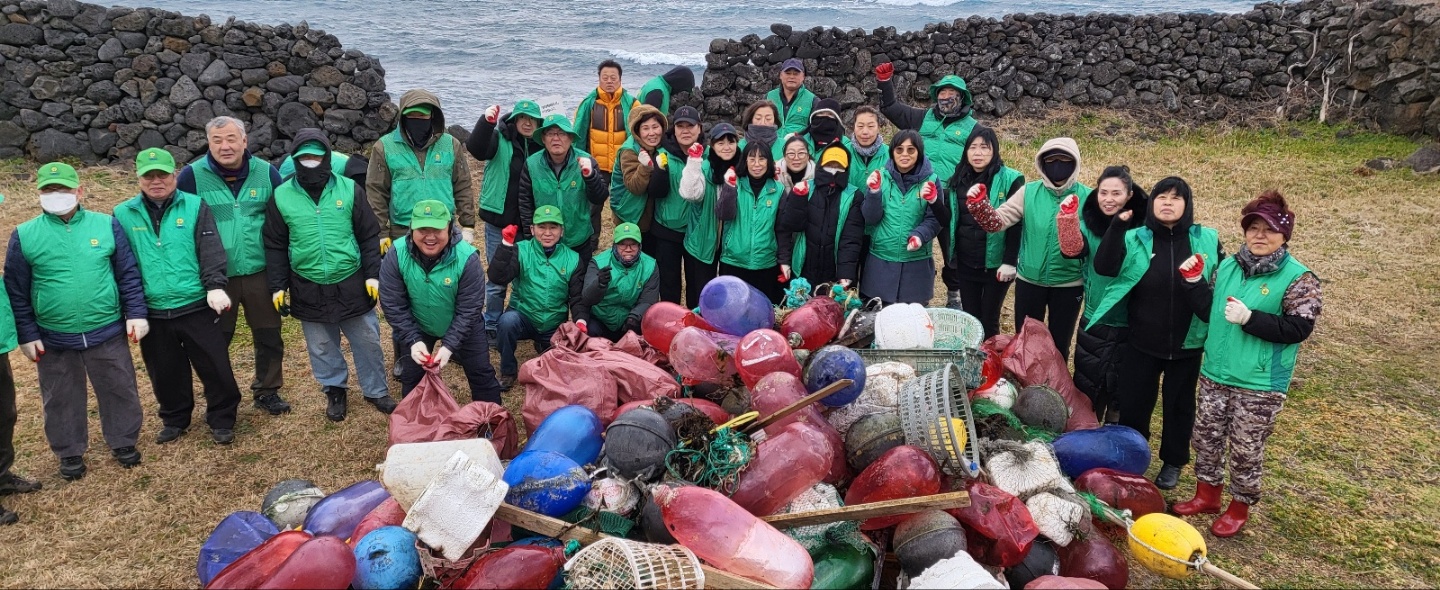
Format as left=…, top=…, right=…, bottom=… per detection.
left=298, top=159, right=323, bottom=169
left=39, top=191, right=77, bottom=215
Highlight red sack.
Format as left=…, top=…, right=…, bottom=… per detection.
left=978, top=334, right=1012, bottom=391
left=947, top=480, right=1039, bottom=568
left=389, top=366, right=520, bottom=458
left=1001, top=318, right=1099, bottom=432
left=521, top=323, right=680, bottom=431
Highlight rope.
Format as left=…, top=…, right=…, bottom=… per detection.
left=782, top=277, right=813, bottom=309
left=1077, top=492, right=1208, bottom=573
left=971, top=398, right=1060, bottom=442
left=663, top=418, right=755, bottom=495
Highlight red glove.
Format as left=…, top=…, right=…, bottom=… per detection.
left=1179, top=254, right=1205, bottom=283
left=1059, top=194, right=1078, bottom=216
left=866, top=170, right=882, bottom=192
left=687, top=142, right=704, bottom=159
left=774, top=161, right=785, bottom=182
left=724, top=167, right=737, bottom=188
left=874, top=62, right=894, bottom=82
left=575, top=319, right=589, bottom=335
left=920, top=181, right=939, bottom=204
left=792, top=182, right=809, bottom=197
left=579, top=157, right=594, bottom=177
left=501, top=225, right=518, bottom=246
left=966, top=183, right=988, bottom=204
left=906, top=236, right=922, bottom=251
left=484, top=105, right=500, bottom=124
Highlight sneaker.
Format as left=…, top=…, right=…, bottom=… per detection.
left=1155, top=463, right=1182, bottom=490
left=253, top=392, right=292, bottom=415
left=59, top=456, right=86, bottom=480
left=211, top=429, right=235, bottom=445
left=0, top=473, right=41, bottom=496
left=155, top=426, right=187, bottom=444
left=498, top=374, right=517, bottom=391
left=365, top=395, right=398, bottom=415
left=324, top=387, right=348, bottom=422
left=0, top=505, right=16, bottom=525
left=112, top=446, right=142, bottom=468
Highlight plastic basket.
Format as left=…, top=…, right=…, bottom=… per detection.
left=855, top=348, right=986, bottom=389
left=897, top=363, right=982, bottom=477
left=926, top=307, right=984, bottom=350
left=563, top=537, right=705, bottom=589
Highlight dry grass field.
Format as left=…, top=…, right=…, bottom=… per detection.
left=0, top=111, right=1435, bottom=588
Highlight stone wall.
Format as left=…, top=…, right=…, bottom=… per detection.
left=0, top=0, right=394, bottom=164
left=696, top=0, right=1440, bottom=138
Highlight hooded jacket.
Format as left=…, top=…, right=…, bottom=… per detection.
left=878, top=75, right=978, bottom=182
left=639, top=66, right=696, bottom=114
left=774, top=164, right=865, bottom=282
left=467, top=106, right=543, bottom=228
left=611, top=104, right=669, bottom=229
left=366, top=89, right=476, bottom=238
left=379, top=223, right=485, bottom=350
left=969, top=137, right=1093, bottom=287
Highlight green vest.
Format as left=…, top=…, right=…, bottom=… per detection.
left=510, top=239, right=580, bottom=332
left=591, top=250, right=657, bottom=330
left=608, top=137, right=649, bottom=225
left=918, top=111, right=977, bottom=183
left=1085, top=225, right=1221, bottom=349
left=395, top=237, right=478, bottom=338
left=1077, top=220, right=1126, bottom=327
left=274, top=176, right=361, bottom=285
left=847, top=144, right=890, bottom=194
left=870, top=172, right=936, bottom=263
left=478, top=132, right=525, bottom=216
left=1017, top=181, right=1093, bottom=286
left=790, top=180, right=858, bottom=278
left=1201, top=254, right=1313, bottom=392
left=720, top=178, right=782, bottom=270
left=767, top=86, right=816, bottom=139
left=653, top=150, right=694, bottom=232
left=380, top=129, right=456, bottom=227
left=278, top=152, right=350, bottom=180
left=946, top=165, right=1023, bottom=270
left=114, top=193, right=207, bottom=311
left=0, top=278, right=16, bottom=353
left=683, top=159, right=720, bottom=264
left=638, top=76, right=673, bottom=115
left=16, top=209, right=121, bottom=334
left=190, top=156, right=273, bottom=277
left=525, top=149, right=596, bottom=249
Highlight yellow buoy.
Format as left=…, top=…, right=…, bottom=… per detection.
left=925, top=417, right=968, bottom=463
left=1128, top=513, right=1207, bottom=580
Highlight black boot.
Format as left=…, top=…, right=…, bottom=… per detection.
left=324, top=386, right=348, bottom=422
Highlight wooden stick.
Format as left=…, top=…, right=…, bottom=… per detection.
left=760, top=491, right=970, bottom=528
left=1201, top=563, right=1262, bottom=590
left=493, top=504, right=774, bottom=590
left=741, top=379, right=853, bottom=435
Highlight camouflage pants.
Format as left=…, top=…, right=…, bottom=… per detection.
left=1192, top=376, right=1286, bottom=505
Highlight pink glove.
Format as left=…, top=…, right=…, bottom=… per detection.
left=579, top=157, right=594, bottom=177
left=724, top=168, right=737, bottom=188
left=793, top=182, right=809, bottom=197
left=1179, top=254, right=1205, bottom=283
left=1059, top=194, right=1078, bottom=216
left=966, top=183, right=988, bottom=205
left=501, top=225, right=518, bottom=246
left=866, top=170, right=882, bottom=192
left=484, top=105, right=500, bottom=124
left=920, top=181, right=939, bottom=203
left=576, top=319, right=589, bottom=335
left=906, top=236, right=922, bottom=251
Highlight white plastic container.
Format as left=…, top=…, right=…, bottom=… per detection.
left=377, top=439, right=503, bottom=510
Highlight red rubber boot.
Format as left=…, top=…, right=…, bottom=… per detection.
left=1171, top=481, right=1223, bottom=515
left=1211, top=500, right=1251, bottom=538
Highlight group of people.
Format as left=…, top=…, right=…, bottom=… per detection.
left=0, top=57, right=1320, bottom=538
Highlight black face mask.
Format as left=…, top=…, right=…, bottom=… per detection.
left=811, top=118, right=842, bottom=145
left=403, top=117, right=432, bottom=147
left=747, top=125, right=777, bottom=148
left=1041, top=158, right=1076, bottom=186
left=295, top=156, right=332, bottom=194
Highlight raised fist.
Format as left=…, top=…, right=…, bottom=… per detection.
left=920, top=181, right=939, bottom=204
left=1178, top=254, right=1205, bottom=283
left=966, top=183, right=988, bottom=203
left=502, top=224, right=518, bottom=246
left=792, top=182, right=809, bottom=197
left=638, top=150, right=653, bottom=168
left=484, top=105, right=500, bottom=124
left=579, top=157, right=595, bottom=177
left=866, top=170, right=882, bottom=192
left=687, top=142, right=704, bottom=160
left=724, top=167, right=737, bottom=188
left=1059, top=194, right=1078, bottom=216
left=874, top=62, right=894, bottom=82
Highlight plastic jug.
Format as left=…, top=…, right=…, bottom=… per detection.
left=378, top=439, right=503, bottom=510
left=843, top=445, right=941, bottom=530
left=804, top=345, right=867, bottom=407
left=749, top=372, right=850, bottom=484
left=1058, top=534, right=1129, bottom=590
left=730, top=422, right=834, bottom=517
left=205, top=530, right=311, bottom=590
left=352, top=526, right=423, bottom=590
left=654, top=484, right=814, bottom=588
left=947, top=480, right=1038, bottom=568
left=698, top=275, right=776, bottom=337
left=735, top=329, right=802, bottom=389
left=197, top=511, right=279, bottom=587
left=452, top=545, right=568, bottom=590
left=779, top=295, right=844, bottom=350
left=256, top=536, right=357, bottom=589
left=668, top=327, right=741, bottom=386
left=348, top=498, right=406, bottom=548
left=523, top=405, right=604, bottom=465
left=302, top=480, right=390, bottom=540
left=1051, top=425, right=1151, bottom=478
left=502, top=451, right=591, bottom=517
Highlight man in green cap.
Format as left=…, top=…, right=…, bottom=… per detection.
left=265, top=129, right=393, bottom=421
left=0, top=191, right=41, bottom=525
left=575, top=222, right=658, bottom=341
left=518, top=114, right=608, bottom=268
left=116, top=148, right=244, bottom=445
left=4, top=162, right=148, bottom=480
left=366, top=89, right=477, bottom=251
left=176, top=115, right=292, bottom=416
left=466, top=99, right=544, bottom=342
left=488, top=205, right=584, bottom=390
left=873, top=61, right=978, bottom=183
left=379, top=200, right=504, bottom=403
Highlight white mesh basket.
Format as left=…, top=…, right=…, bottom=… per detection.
left=926, top=307, right=984, bottom=350
left=898, top=363, right=982, bottom=477
left=564, top=537, right=705, bottom=589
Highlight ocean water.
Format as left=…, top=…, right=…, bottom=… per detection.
left=106, top=0, right=1258, bottom=122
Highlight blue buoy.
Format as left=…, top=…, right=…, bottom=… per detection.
left=1052, top=424, right=1152, bottom=479
left=351, top=526, right=422, bottom=590
left=804, top=345, right=867, bottom=407
left=503, top=451, right=592, bottom=517
left=197, top=511, right=279, bottom=586
left=523, top=405, right=604, bottom=465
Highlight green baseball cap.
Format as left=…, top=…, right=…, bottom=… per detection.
left=293, top=141, right=327, bottom=157
left=402, top=104, right=433, bottom=116
left=135, top=148, right=176, bottom=176
left=409, top=199, right=452, bottom=230
left=36, top=162, right=79, bottom=189
left=508, top=99, right=543, bottom=123
left=533, top=205, right=565, bottom=226
left=537, top=113, right=577, bottom=140
left=613, top=222, right=642, bottom=244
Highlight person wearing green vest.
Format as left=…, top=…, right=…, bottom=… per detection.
left=466, top=99, right=544, bottom=340
left=715, top=139, right=785, bottom=303
left=610, top=103, right=668, bottom=229
left=678, top=123, right=741, bottom=306
left=488, top=206, right=584, bottom=389
left=517, top=114, right=608, bottom=266
left=277, top=149, right=369, bottom=185
left=798, top=98, right=851, bottom=164
left=966, top=137, right=1092, bottom=359
left=1090, top=176, right=1223, bottom=491
left=768, top=59, right=819, bottom=140
left=264, top=130, right=392, bottom=421
left=176, top=115, right=291, bottom=416
left=575, top=59, right=638, bottom=179
left=639, top=66, right=696, bottom=115
left=0, top=192, right=42, bottom=524
left=847, top=106, right=890, bottom=194
left=647, top=106, right=703, bottom=304
left=774, top=145, right=865, bottom=288
left=859, top=130, right=943, bottom=305
left=1056, top=165, right=1146, bottom=423
left=4, top=162, right=148, bottom=480
left=366, top=88, right=477, bottom=247
left=776, top=135, right=814, bottom=196
left=1172, top=190, right=1320, bottom=538
left=379, top=200, right=504, bottom=403
left=874, top=63, right=978, bottom=184
left=739, top=99, right=780, bottom=153
left=575, top=223, right=659, bottom=341
left=118, top=148, right=243, bottom=446
left=935, top=126, right=1025, bottom=339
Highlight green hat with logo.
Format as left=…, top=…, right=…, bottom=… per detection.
left=402, top=104, right=433, bottom=116
left=409, top=199, right=452, bottom=230
left=537, top=114, right=577, bottom=140
left=613, top=222, right=642, bottom=245
left=135, top=148, right=176, bottom=176
left=533, top=205, right=565, bottom=226
left=36, top=162, right=79, bottom=189
left=508, top=99, right=543, bottom=123
left=293, top=140, right=327, bottom=157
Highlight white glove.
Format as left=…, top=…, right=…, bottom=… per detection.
left=206, top=289, right=231, bottom=314
left=779, top=265, right=792, bottom=281
left=410, top=341, right=430, bottom=365
left=430, top=345, right=452, bottom=369
left=575, top=319, right=589, bottom=335
left=638, top=150, right=653, bottom=168
left=19, top=340, right=43, bottom=362
left=484, top=105, right=500, bottom=124
left=839, top=279, right=851, bottom=288
left=461, top=227, right=476, bottom=244
left=127, top=319, right=149, bottom=342
left=1224, top=297, right=1252, bottom=325
left=996, top=264, right=1017, bottom=282
left=365, top=278, right=380, bottom=301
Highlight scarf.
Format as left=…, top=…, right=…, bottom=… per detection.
left=1235, top=245, right=1288, bottom=278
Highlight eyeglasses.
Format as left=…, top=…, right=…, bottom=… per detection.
left=785, top=151, right=808, bottom=159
